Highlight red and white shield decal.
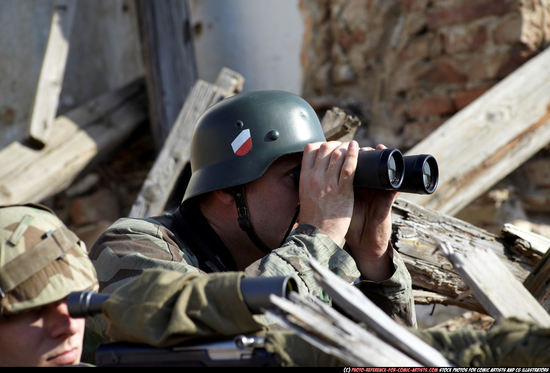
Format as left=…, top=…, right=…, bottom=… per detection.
left=231, top=129, right=252, bottom=156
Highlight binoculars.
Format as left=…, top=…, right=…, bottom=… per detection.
left=354, top=149, right=438, bottom=194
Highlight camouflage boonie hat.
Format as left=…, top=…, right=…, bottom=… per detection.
left=0, top=203, right=98, bottom=316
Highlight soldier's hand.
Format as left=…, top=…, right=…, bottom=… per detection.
left=345, top=144, right=398, bottom=282
left=298, top=141, right=359, bottom=247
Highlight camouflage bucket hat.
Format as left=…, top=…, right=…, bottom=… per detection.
left=0, top=204, right=98, bottom=316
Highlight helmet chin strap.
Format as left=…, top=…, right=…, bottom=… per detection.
left=230, top=185, right=299, bottom=255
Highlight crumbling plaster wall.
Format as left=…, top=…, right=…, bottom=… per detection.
left=299, top=0, right=550, bottom=234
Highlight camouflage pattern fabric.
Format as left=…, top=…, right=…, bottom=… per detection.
left=101, top=268, right=353, bottom=367
left=0, top=204, right=98, bottom=316
left=89, top=211, right=415, bottom=328
left=103, top=269, right=265, bottom=346
left=100, top=268, right=550, bottom=367
left=413, top=318, right=550, bottom=367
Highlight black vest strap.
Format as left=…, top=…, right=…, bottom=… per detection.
left=230, top=186, right=273, bottom=255
left=154, top=203, right=238, bottom=273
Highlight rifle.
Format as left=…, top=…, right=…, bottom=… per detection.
left=67, top=276, right=297, bottom=367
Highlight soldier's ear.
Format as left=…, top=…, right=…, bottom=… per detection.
left=212, top=189, right=235, bottom=205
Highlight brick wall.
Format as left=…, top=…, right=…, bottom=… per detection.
left=299, top=0, right=550, bottom=233
left=300, top=0, right=549, bottom=147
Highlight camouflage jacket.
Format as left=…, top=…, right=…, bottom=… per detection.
left=88, top=202, right=416, bottom=327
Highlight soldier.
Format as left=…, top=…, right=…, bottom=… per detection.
left=85, top=267, right=550, bottom=367
left=0, top=204, right=98, bottom=366
left=88, top=90, right=415, bottom=337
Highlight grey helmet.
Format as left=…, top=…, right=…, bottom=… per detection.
left=182, top=90, right=326, bottom=203
left=181, top=90, right=326, bottom=253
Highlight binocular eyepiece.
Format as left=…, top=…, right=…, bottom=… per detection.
left=354, top=149, right=439, bottom=194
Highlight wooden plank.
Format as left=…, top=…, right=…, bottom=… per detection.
left=524, top=249, right=550, bottom=313
left=501, top=223, right=550, bottom=256
left=391, top=197, right=534, bottom=310
left=267, top=293, right=421, bottom=367
left=214, top=67, right=245, bottom=97
left=402, top=46, right=550, bottom=215
left=437, top=241, right=550, bottom=326
left=27, top=0, right=77, bottom=148
left=306, top=258, right=452, bottom=366
left=0, top=80, right=146, bottom=205
left=128, top=68, right=244, bottom=218
left=0, top=78, right=144, bottom=185
left=321, top=107, right=361, bottom=141
left=135, top=0, right=198, bottom=149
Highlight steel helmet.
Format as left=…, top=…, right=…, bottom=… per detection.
left=182, top=90, right=326, bottom=203
left=0, top=204, right=98, bottom=316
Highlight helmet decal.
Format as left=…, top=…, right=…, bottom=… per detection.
left=231, top=129, right=252, bottom=156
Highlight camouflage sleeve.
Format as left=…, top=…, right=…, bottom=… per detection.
left=102, top=269, right=265, bottom=348
left=244, top=224, right=360, bottom=301
left=88, top=217, right=202, bottom=294
left=353, top=247, right=417, bottom=327
left=101, top=270, right=349, bottom=367
left=412, top=317, right=550, bottom=367
left=244, top=224, right=415, bottom=326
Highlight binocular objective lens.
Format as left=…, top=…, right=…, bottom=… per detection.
left=422, top=161, right=434, bottom=189
left=388, top=156, right=399, bottom=185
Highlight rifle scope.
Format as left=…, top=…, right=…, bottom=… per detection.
left=66, top=276, right=298, bottom=318
left=353, top=149, right=439, bottom=194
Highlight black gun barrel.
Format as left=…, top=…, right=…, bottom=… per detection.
left=240, top=276, right=297, bottom=314
left=67, top=290, right=109, bottom=318
left=67, top=276, right=298, bottom=318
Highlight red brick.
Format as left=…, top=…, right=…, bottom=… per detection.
left=407, top=95, right=455, bottom=119
left=339, top=28, right=367, bottom=52
left=419, top=61, right=468, bottom=85
left=427, top=0, right=515, bottom=30
left=453, top=86, right=491, bottom=110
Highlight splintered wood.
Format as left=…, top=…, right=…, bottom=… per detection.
left=267, top=292, right=420, bottom=367
left=321, top=107, right=361, bottom=141
left=436, top=241, right=550, bottom=327
left=266, top=258, right=451, bottom=367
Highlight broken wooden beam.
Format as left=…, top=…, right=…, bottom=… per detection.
left=267, top=292, right=422, bottom=367
left=135, top=0, right=198, bottom=150
left=321, top=106, right=361, bottom=141
left=27, top=0, right=77, bottom=148
left=0, top=78, right=146, bottom=205
left=402, top=46, right=550, bottom=216
left=128, top=68, right=244, bottom=218
left=524, top=249, right=550, bottom=313
left=437, top=240, right=550, bottom=327
left=391, top=197, right=537, bottom=311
